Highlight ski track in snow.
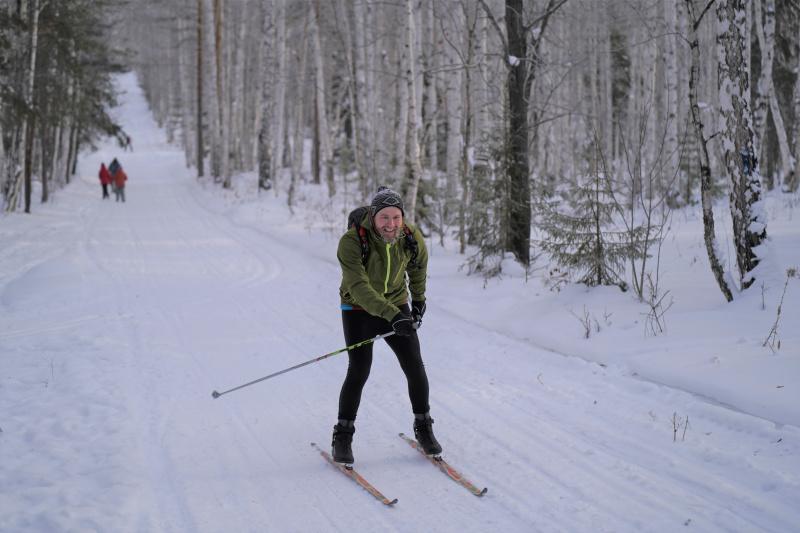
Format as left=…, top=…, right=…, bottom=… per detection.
left=1, top=73, right=798, bottom=532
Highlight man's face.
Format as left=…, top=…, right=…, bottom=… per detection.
left=374, top=206, right=403, bottom=242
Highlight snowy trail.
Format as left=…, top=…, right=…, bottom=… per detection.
left=1, top=74, right=798, bottom=532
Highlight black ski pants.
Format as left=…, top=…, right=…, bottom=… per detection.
left=338, top=304, right=430, bottom=421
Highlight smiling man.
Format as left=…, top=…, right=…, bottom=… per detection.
left=332, top=186, right=441, bottom=465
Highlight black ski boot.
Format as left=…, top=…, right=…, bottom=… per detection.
left=331, top=420, right=355, bottom=464
left=413, top=413, right=442, bottom=456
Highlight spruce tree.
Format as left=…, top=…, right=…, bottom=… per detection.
left=539, top=169, right=644, bottom=291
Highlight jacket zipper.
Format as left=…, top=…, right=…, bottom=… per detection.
left=384, top=242, right=391, bottom=293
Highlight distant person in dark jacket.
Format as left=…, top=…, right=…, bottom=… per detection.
left=98, top=163, right=111, bottom=199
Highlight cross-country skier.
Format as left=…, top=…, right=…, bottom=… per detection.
left=332, top=186, right=442, bottom=464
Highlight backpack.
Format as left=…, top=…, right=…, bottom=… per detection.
left=347, top=206, right=419, bottom=267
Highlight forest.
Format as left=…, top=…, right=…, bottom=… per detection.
left=2, top=0, right=799, bottom=302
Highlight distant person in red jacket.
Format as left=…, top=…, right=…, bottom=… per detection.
left=112, top=165, right=128, bottom=203
left=99, top=163, right=111, bottom=199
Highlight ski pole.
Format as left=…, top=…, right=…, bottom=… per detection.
left=211, top=331, right=396, bottom=399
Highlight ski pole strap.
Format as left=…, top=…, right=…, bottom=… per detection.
left=211, top=331, right=395, bottom=399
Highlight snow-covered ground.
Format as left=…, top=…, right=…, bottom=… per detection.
left=1, top=73, right=798, bottom=532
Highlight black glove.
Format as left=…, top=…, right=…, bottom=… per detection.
left=391, top=312, right=416, bottom=336
left=411, top=300, right=426, bottom=323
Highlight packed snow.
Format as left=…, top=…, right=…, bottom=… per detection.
left=1, top=73, right=798, bottom=532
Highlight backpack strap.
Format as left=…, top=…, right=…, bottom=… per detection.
left=347, top=206, right=372, bottom=266
left=402, top=225, right=418, bottom=267
left=355, top=223, right=370, bottom=266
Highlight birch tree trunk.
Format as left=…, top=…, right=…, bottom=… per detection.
left=664, top=0, right=681, bottom=191
left=203, top=0, right=220, bottom=179
left=215, top=0, right=234, bottom=189
left=310, top=1, right=334, bottom=196
left=752, top=0, right=772, bottom=159
left=752, top=0, right=792, bottom=187
left=336, top=0, right=363, bottom=198
left=210, top=0, right=229, bottom=186
left=7, top=0, right=41, bottom=213
left=196, top=0, right=204, bottom=176
left=394, top=46, right=409, bottom=182
left=768, top=83, right=793, bottom=187
left=257, top=0, right=274, bottom=191
left=685, top=0, right=733, bottom=302
left=717, top=0, right=766, bottom=290
left=229, top=6, right=247, bottom=176
left=443, top=7, right=462, bottom=202
left=789, top=47, right=800, bottom=192
left=23, top=0, right=42, bottom=214
left=0, top=122, right=5, bottom=199
left=459, top=3, right=478, bottom=255
left=404, top=0, right=424, bottom=223
left=176, top=13, right=193, bottom=167
left=51, top=116, right=64, bottom=190
left=289, top=14, right=310, bottom=207
left=65, top=84, right=78, bottom=184
left=272, top=0, right=287, bottom=186
left=40, top=126, right=50, bottom=203
left=352, top=0, right=370, bottom=197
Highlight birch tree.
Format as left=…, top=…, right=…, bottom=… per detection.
left=717, top=0, right=767, bottom=290
left=753, top=0, right=793, bottom=188
left=310, top=0, right=333, bottom=195
left=195, top=0, right=204, bottom=177
left=403, top=0, right=424, bottom=223
left=257, top=0, right=274, bottom=191
left=790, top=29, right=800, bottom=192
left=685, top=0, right=733, bottom=302
left=9, top=0, right=42, bottom=213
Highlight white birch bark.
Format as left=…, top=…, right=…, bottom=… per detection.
left=229, top=4, right=247, bottom=174
left=311, top=1, right=333, bottom=196
left=476, top=8, right=491, bottom=147
left=352, top=0, right=371, bottom=196
left=443, top=8, right=462, bottom=201
left=219, top=0, right=232, bottom=188
left=459, top=3, right=478, bottom=255
left=176, top=12, right=195, bottom=167
left=202, top=0, right=220, bottom=179
left=20, top=0, right=42, bottom=213
left=789, top=48, right=800, bottom=192
left=752, top=0, right=772, bottom=160
left=685, top=0, right=734, bottom=302
left=423, top=0, right=438, bottom=172
left=272, top=0, right=287, bottom=185
left=394, top=45, right=409, bottom=182
left=289, top=13, right=310, bottom=204
left=335, top=0, right=362, bottom=199
left=256, top=0, right=274, bottom=192
left=664, top=0, right=681, bottom=187
left=404, top=0, right=424, bottom=223
left=362, top=1, right=380, bottom=190
left=753, top=0, right=792, bottom=185
left=717, top=0, right=766, bottom=289
left=8, top=0, right=41, bottom=212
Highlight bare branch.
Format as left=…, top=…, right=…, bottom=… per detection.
left=477, top=0, right=508, bottom=57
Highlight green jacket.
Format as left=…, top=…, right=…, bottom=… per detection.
left=338, top=214, right=427, bottom=321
